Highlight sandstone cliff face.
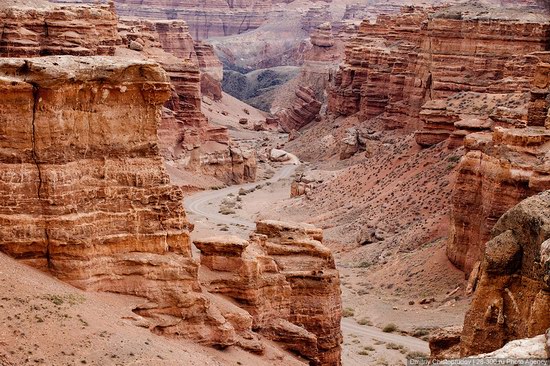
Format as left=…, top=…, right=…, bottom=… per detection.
left=447, top=62, right=550, bottom=273
left=196, top=220, right=343, bottom=366
left=327, top=5, right=550, bottom=135
left=0, top=56, right=234, bottom=346
left=117, top=18, right=256, bottom=185
left=275, top=86, right=322, bottom=132
left=0, top=2, right=120, bottom=57
left=194, top=41, right=223, bottom=101
left=0, top=1, right=255, bottom=187
left=92, top=0, right=271, bottom=40
left=459, top=191, right=550, bottom=356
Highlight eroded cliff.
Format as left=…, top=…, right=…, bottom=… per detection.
left=447, top=62, right=550, bottom=273
left=196, top=220, right=343, bottom=366
left=327, top=4, right=550, bottom=135
left=460, top=191, right=550, bottom=355
left=0, top=56, right=234, bottom=346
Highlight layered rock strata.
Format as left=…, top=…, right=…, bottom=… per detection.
left=196, top=220, right=343, bottom=366
left=447, top=62, right=550, bottom=273
left=0, top=2, right=120, bottom=57
left=0, top=1, right=255, bottom=186
left=117, top=18, right=256, bottom=185
left=275, top=86, right=322, bottom=132
left=194, top=41, right=223, bottom=101
left=328, top=5, right=550, bottom=135
left=459, top=192, right=550, bottom=356
left=72, top=0, right=272, bottom=40
left=0, top=56, right=234, bottom=346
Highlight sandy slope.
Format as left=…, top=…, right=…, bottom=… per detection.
left=0, top=253, right=308, bottom=366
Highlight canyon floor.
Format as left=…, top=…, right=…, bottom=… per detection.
left=184, top=96, right=470, bottom=366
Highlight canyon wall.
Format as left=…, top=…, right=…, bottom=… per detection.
left=447, top=62, right=550, bottom=273
left=327, top=5, right=550, bottom=135
left=51, top=0, right=273, bottom=40
left=0, top=56, right=234, bottom=346
left=0, top=56, right=342, bottom=362
left=196, top=220, right=342, bottom=366
left=0, top=1, right=255, bottom=187
left=117, top=18, right=256, bottom=185
left=0, top=2, right=120, bottom=56
left=459, top=191, right=550, bottom=355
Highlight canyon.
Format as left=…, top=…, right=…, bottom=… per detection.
left=0, top=0, right=549, bottom=365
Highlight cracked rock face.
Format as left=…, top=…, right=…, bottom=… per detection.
left=447, top=62, right=550, bottom=274
left=460, top=191, right=550, bottom=356
left=0, top=56, right=235, bottom=347
left=196, top=220, right=343, bottom=366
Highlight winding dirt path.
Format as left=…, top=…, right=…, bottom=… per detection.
left=184, top=155, right=430, bottom=362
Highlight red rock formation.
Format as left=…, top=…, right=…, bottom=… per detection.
left=194, top=41, right=223, bottom=101
left=310, top=22, right=334, bottom=48
left=328, top=4, right=550, bottom=135
left=459, top=191, right=550, bottom=356
left=0, top=56, right=234, bottom=347
left=0, top=2, right=121, bottom=57
left=276, top=86, right=322, bottom=132
left=0, top=1, right=255, bottom=186
left=196, top=220, right=343, bottom=366
left=117, top=18, right=256, bottom=185
left=415, top=92, right=528, bottom=148
left=75, top=0, right=273, bottom=40
left=447, top=62, right=550, bottom=273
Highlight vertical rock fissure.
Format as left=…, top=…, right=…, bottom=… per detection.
left=30, top=83, right=51, bottom=268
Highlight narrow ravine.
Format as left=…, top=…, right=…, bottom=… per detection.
left=183, top=154, right=431, bottom=362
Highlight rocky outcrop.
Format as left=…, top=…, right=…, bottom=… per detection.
left=466, top=333, right=550, bottom=360
left=429, top=327, right=462, bottom=360
left=415, top=92, right=528, bottom=148
left=194, top=41, right=223, bottom=101
left=0, top=56, right=234, bottom=347
left=0, top=1, right=255, bottom=187
left=276, top=86, right=322, bottom=132
left=0, top=2, right=120, bottom=57
left=447, top=62, right=550, bottom=273
left=117, top=18, right=256, bottom=185
left=86, top=0, right=272, bottom=40
left=196, top=220, right=343, bottom=365
left=339, top=127, right=368, bottom=160
left=459, top=191, right=550, bottom=356
left=310, top=22, right=334, bottom=48
left=328, top=4, right=550, bottom=134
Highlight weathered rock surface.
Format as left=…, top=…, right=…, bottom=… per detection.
left=195, top=41, right=223, bottom=101
left=339, top=127, right=368, bottom=160
left=0, top=56, right=234, bottom=347
left=459, top=191, right=550, bottom=356
left=328, top=4, right=550, bottom=135
left=467, top=334, right=550, bottom=360
left=0, top=1, right=255, bottom=187
left=196, top=220, right=343, bottom=365
left=89, top=0, right=272, bottom=40
left=0, top=2, right=120, bottom=57
left=117, top=18, right=256, bottom=185
left=310, top=22, right=334, bottom=48
left=429, top=326, right=462, bottom=360
left=276, top=86, right=322, bottom=132
left=447, top=62, right=550, bottom=273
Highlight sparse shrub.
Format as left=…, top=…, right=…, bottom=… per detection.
left=357, top=261, right=372, bottom=268
left=382, top=323, right=398, bottom=333
left=386, top=343, right=402, bottom=350
left=357, top=317, right=373, bottom=326
left=406, top=351, right=428, bottom=359
left=342, top=307, right=355, bottom=318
